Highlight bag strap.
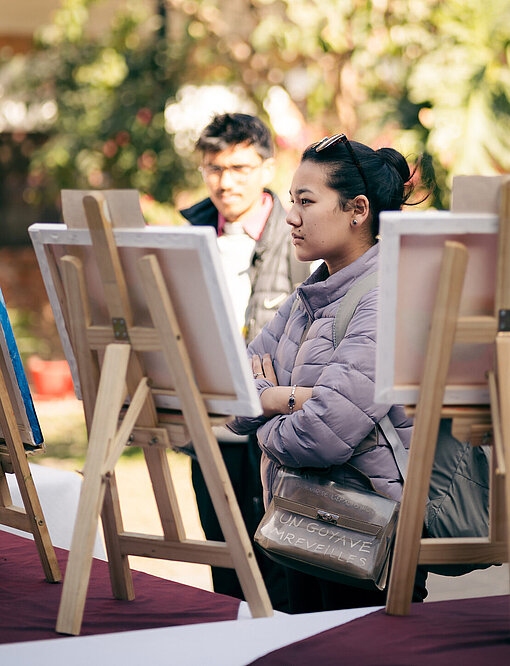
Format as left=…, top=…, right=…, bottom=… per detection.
left=292, top=270, right=379, bottom=348
left=289, top=294, right=301, bottom=318
left=332, top=271, right=408, bottom=482
left=352, top=416, right=408, bottom=481
left=333, top=272, right=379, bottom=348
left=378, top=415, right=408, bottom=481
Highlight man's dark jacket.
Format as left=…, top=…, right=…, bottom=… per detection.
left=180, top=189, right=309, bottom=343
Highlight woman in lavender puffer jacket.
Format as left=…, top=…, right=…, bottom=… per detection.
left=228, top=134, right=428, bottom=613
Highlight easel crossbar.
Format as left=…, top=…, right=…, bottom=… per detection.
left=117, top=533, right=233, bottom=567
left=0, top=505, right=31, bottom=531
left=419, top=538, right=507, bottom=564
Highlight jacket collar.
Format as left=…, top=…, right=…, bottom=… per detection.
left=179, top=197, right=219, bottom=230
left=297, top=243, right=379, bottom=317
left=180, top=189, right=279, bottom=239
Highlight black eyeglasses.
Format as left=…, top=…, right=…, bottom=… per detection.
left=313, top=133, right=369, bottom=197
left=199, top=162, right=262, bottom=182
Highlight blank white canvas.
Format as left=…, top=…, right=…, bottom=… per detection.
left=376, top=210, right=499, bottom=406
left=29, top=224, right=262, bottom=418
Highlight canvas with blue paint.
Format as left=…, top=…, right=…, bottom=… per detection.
left=0, top=287, right=43, bottom=448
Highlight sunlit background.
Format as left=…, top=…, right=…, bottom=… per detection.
left=1, top=0, right=509, bottom=445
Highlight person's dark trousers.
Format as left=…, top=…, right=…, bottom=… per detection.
left=191, top=434, right=290, bottom=612
left=284, top=565, right=428, bottom=614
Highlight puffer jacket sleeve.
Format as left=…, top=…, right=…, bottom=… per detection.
left=228, top=293, right=298, bottom=435
left=256, top=288, right=392, bottom=468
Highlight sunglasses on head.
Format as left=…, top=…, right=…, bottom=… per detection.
left=313, top=133, right=369, bottom=197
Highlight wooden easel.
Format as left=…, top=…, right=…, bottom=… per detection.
left=0, top=351, right=61, bottom=583
left=386, top=178, right=510, bottom=615
left=55, top=194, right=272, bottom=635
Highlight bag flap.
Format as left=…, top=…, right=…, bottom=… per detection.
left=273, top=495, right=384, bottom=536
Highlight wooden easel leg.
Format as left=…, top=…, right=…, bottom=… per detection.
left=56, top=468, right=109, bottom=635
left=495, top=335, right=510, bottom=583
left=56, top=343, right=132, bottom=635
left=138, top=254, right=273, bottom=618
left=494, top=178, right=510, bottom=603
left=0, top=367, right=60, bottom=582
left=11, top=455, right=61, bottom=583
left=101, top=473, right=135, bottom=600
left=194, top=435, right=273, bottom=616
left=0, top=464, right=11, bottom=506
left=100, top=375, right=154, bottom=597
left=386, top=241, right=468, bottom=615
left=144, top=445, right=185, bottom=541
left=488, top=371, right=507, bottom=543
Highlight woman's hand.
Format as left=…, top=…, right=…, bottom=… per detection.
left=251, top=354, right=312, bottom=418
left=252, top=353, right=278, bottom=385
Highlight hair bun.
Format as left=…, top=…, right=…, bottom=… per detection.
left=376, top=147, right=411, bottom=183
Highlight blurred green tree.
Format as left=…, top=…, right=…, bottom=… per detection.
left=3, top=0, right=509, bottom=212
left=165, top=0, right=510, bottom=208
left=17, top=0, right=196, bottom=216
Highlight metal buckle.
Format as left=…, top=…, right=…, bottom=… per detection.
left=316, top=509, right=339, bottom=525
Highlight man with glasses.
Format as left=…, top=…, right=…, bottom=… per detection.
left=180, top=113, right=308, bottom=610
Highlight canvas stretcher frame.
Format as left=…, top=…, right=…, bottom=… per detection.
left=376, top=210, right=499, bottom=406
left=29, top=223, right=262, bottom=418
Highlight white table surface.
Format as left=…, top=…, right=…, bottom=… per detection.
left=3, top=462, right=105, bottom=558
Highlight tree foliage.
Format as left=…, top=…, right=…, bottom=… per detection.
left=18, top=0, right=195, bottom=213
left=166, top=0, right=510, bottom=207
left=4, top=0, right=510, bottom=211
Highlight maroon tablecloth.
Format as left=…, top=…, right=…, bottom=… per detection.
left=0, top=530, right=240, bottom=644
left=250, top=594, right=510, bottom=665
